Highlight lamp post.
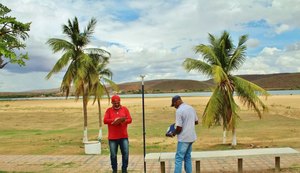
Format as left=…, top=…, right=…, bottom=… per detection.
left=140, top=75, right=146, bottom=173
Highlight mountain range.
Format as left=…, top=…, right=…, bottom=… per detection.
left=1, top=72, right=300, bottom=97
left=117, top=72, right=300, bottom=93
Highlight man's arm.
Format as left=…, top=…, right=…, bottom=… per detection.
left=124, top=107, right=132, bottom=124
left=166, top=126, right=182, bottom=137
left=103, top=109, right=114, bottom=124
left=174, top=126, right=182, bottom=135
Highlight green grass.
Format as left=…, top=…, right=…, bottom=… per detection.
left=0, top=97, right=299, bottom=155
left=0, top=171, right=34, bottom=173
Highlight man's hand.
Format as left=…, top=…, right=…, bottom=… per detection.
left=111, top=117, right=126, bottom=125
left=166, top=132, right=175, bottom=137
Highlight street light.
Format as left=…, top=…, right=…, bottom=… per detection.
left=140, top=75, right=146, bottom=173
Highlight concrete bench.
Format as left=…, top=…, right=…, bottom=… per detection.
left=145, top=147, right=299, bottom=173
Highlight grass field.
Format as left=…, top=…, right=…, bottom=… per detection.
left=0, top=95, right=299, bottom=155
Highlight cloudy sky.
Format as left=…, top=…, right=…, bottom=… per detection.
left=1, top=0, right=300, bottom=92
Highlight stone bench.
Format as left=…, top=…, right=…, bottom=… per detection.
left=145, top=147, right=299, bottom=173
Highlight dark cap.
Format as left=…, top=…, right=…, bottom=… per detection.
left=171, top=95, right=181, bottom=107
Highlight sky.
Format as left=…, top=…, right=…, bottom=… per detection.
left=1, top=0, right=300, bottom=92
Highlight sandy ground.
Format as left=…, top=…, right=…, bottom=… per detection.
left=1, top=95, right=300, bottom=117
left=0, top=94, right=299, bottom=151
left=0, top=95, right=299, bottom=172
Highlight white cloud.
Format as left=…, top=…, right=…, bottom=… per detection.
left=239, top=43, right=300, bottom=75
left=1, top=0, right=300, bottom=91
left=259, top=47, right=281, bottom=56
left=0, top=70, right=62, bottom=92
left=275, top=24, right=290, bottom=34
left=247, top=38, right=260, bottom=48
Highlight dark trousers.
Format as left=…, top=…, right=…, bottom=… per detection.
left=109, top=138, right=129, bottom=172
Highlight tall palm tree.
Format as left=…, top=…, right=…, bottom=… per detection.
left=183, top=31, right=269, bottom=146
left=46, top=17, right=109, bottom=143
left=89, top=52, right=118, bottom=141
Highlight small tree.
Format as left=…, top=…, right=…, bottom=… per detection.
left=0, top=3, right=31, bottom=69
left=183, top=31, right=269, bottom=146
left=89, top=51, right=118, bottom=141
left=46, top=17, right=109, bottom=143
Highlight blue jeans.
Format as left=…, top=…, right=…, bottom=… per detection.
left=109, top=138, right=129, bottom=172
left=174, top=142, right=193, bottom=173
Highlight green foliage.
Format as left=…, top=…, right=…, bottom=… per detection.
left=0, top=3, right=31, bottom=69
left=183, top=31, right=268, bottom=132
left=46, top=16, right=100, bottom=131
left=46, top=16, right=113, bottom=135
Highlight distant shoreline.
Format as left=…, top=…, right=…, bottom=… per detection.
left=1, top=89, right=300, bottom=101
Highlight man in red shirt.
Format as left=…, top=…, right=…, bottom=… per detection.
left=104, top=95, right=132, bottom=173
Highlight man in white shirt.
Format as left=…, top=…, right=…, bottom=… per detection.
left=166, top=95, right=198, bottom=173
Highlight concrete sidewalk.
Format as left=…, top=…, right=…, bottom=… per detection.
left=0, top=153, right=299, bottom=173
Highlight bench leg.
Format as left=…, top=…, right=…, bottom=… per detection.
left=275, top=156, right=280, bottom=172
left=160, top=161, right=165, bottom=173
left=238, top=158, right=243, bottom=173
left=196, top=160, right=200, bottom=173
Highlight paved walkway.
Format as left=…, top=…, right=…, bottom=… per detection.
left=0, top=153, right=299, bottom=173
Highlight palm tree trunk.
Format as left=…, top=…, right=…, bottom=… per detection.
left=97, top=98, right=102, bottom=141
left=82, top=89, right=89, bottom=143
left=223, top=129, right=227, bottom=144
left=232, top=127, right=237, bottom=146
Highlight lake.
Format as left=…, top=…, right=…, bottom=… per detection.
left=1, top=90, right=300, bottom=101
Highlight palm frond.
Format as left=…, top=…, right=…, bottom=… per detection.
left=84, top=17, right=97, bottom=38
left=45, top=51, right=73, bottom=79
left=208, top=33, right=216, bottom=46
left=85, top=48, right=111, bottom=57
left=232, top=76, right=269, bottom=118
left=92, top=82, right=106, bottom=103
left=92, top=77, right=118, bottom=104
left=194, top=44, right=221, bottom=66
left=203, top=87, right=224, bottom=127
left=182, top=58, right=212, bottom=77
left=103, top=78, right=119, bottom=91
left=220, top=31, right=233, bottom=51
left=211, top=65, right=228, bottom=84
left=62, top=19, right=73, bottom=37
left=46, top=38, right=74, bottom=53
left=60, top=65, right=75, bottom=98
left=228, top=35, right=248, bottom=72
left=70, top=17, right=80, bottom=36
left=99, top=68, right=113, bottom=78
left=238, top=35, right=248, bottom=47
left=228, top=47, right=246, bottom=71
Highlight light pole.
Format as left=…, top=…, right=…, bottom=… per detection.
left=140, top=75, right=146, bottom=173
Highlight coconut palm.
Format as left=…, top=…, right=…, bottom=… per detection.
left=183, top=31, right=269, bottom=146
left=46, top=17, right=109, bottom=143
left=89, top=52, right=118, bottom=141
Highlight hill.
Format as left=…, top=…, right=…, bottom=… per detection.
left=241, top=73, right=300, bottom=90
left=204, top=73, right=300, bottom=90
left=0, top=72, right=300, bottom=97
left=118, top=79, right=213, bottom=94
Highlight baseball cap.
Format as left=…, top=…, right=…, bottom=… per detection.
left=111, top=95, right=121, bottom=102
left=171, top=95, right=181, bottom=107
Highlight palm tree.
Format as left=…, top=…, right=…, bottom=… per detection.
left=89, top=52, right=118, bottom=141
left=183, top=31, right=269, bottom=146
left=46, top=17, right=109, bottom=143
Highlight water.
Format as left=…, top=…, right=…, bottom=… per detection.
left=121, top=90, right=300, bottom=98
left=1, top=90, right=299, bottom=101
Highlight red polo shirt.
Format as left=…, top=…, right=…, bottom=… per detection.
left=103, top=106, right=132, bottom=140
